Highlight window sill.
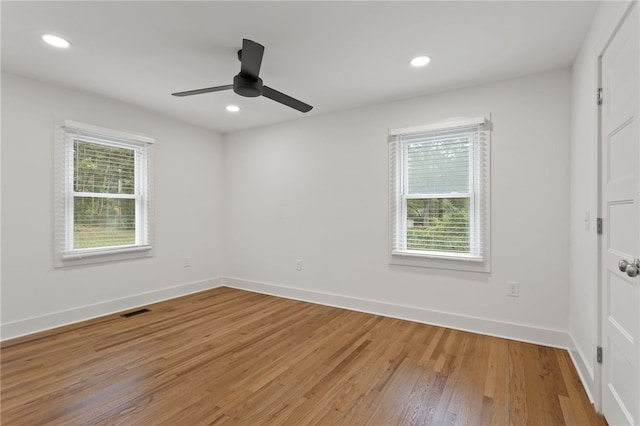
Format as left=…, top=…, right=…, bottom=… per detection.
left=392, top=249, right=483, bottom=262
left=56, top=245, right=152, bottom=268
left=390, top=250, right=490, bottom=272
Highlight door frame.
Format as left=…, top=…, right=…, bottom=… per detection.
left=596, top=0, right=639, bottom=417
left=595, top=47, right=603, bottom=412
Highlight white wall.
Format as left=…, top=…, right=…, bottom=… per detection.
left=1, top=73, right=225, bottom=339
left=223, top=69, right=572, bottom=346
left=569, top=0, right=633, bottom=403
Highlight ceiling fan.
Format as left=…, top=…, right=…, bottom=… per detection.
left=172, top=39, right=313, bottom=113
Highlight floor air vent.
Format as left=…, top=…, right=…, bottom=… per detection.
left=121, top=308, right=151, bottom=318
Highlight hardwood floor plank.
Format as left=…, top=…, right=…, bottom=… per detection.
left=1, top=287, right=606, bottom=425
left=509, top=341, right=530, bottom=425
left=484, top=337, right=511, bottom=425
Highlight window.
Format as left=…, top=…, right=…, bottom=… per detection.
left=56, top=121, right=153, bottom=266
left=389, top=116, right=490, bottom=272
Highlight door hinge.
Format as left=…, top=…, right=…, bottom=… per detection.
left=597, top=88, right=603, bottom=106
left=597, top=346, right=603, bottom=364
left=597, top=217, right=603, bottom=234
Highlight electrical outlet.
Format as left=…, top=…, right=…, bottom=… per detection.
left=184, top=256, right=190, bottom=267
left=507, top=281, right=519, bottom=297
left=295, top=259, right=303, bottom=271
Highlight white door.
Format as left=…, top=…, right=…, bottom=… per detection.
left=600, top=2, right=640, bottom=425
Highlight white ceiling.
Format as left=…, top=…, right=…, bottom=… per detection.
left=2, top=1, right=597, bottom=134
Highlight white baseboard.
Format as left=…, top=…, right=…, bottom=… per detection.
left=3, top=275, right=572, bottom=350
left=1, top=276, right=224, bottom=341
left=223, top=277, right=570, bottom=349
left=568, top=334, right=598, bottom=406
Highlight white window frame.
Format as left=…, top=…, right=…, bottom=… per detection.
left=389, top=116, right=491, bottom=272
left=55, top=120, right=154, bottom=267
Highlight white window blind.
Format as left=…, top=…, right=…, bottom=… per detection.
left=389, top=117, right=490, bottom=270
left=55, top=121, right=154, bottom=266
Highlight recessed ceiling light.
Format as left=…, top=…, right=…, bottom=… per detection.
left=42, top=34, right=71, bottom=48
left=226, top=105, right=240, bottom=112
left=410, top=56, right=431, bottom=67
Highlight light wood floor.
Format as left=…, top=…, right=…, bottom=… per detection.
left=1, top=287, right=606, bottom=425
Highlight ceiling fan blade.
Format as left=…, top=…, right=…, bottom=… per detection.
left=262, top=86, right=313, bottom=113
left=171, top=84, right=233, bottom=97
left=240, top=39, right=264, bottom=80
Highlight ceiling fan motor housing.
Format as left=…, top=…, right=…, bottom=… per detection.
left=233, top=73, right=263, bottom=97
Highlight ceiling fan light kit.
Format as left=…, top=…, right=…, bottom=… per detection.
left=172, top=39, right=313, bottom=113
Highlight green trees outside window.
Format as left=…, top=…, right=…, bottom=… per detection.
left=73, top=140, right=136, bottom=248
left=404, top=136, right=471, bottom=253
left=406, top=198, right=470, bottom=253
